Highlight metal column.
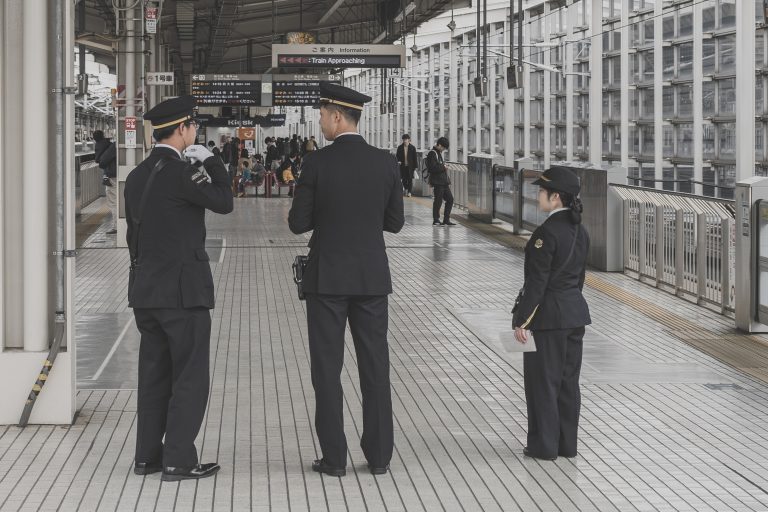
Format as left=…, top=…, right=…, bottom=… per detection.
left=735, top=0, right=756, bottom=183
left=449, top=33, right=458, bottom=162
left=22, top=0, right=49, bottom=351
left=588, top=0, right=601, bottom=166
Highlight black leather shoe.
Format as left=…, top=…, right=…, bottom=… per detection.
left=441, top=220, right=456, bottom=226
left=559, top=452, right=577, bottom=459
left=106, top=228, right=117, bottom=235
left=432, top=220, right=442, bottom=226
left=134, top=462, right=163, bottom=475
left=523, top=447, right=556, bottom=461
left=312, top=459, right=346, bottom=477
left=368, top=464, right=389, bottom=475
left=161, top=462, right=220, bottom=481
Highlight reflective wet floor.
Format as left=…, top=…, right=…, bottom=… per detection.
left=1, top=196, right=768, bottom=511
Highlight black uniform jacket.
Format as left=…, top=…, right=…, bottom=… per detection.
left=396, top=143, right=418, bottom=172
left=288, top=134, right=405, bottom=296
left=515, top=210, right=591, bottom=331
left=124, top=146, right=233, bottom=309
left=425, top=148, right=449, bottom=186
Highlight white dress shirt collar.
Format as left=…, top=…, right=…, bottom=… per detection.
left=155, top=143, right=183, bottom=159
left=549, top=207, right=570, bottom=217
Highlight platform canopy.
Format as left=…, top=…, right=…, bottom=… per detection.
left=79, top=0, right=466, bottom=83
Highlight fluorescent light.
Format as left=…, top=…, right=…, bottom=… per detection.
left=394, top=2, right=416, bottom=23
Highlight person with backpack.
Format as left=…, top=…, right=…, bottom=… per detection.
left=425, top=136, right=454, bottom=226
left=512, top=166, right=590, bottom=461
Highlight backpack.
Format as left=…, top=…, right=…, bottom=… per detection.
left=421, top=149, right=437, bottom=182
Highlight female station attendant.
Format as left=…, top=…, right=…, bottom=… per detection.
left=513, top=166, right=591, bottom=461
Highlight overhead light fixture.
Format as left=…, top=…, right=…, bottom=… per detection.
left=394, top=2, right=416, bottom=23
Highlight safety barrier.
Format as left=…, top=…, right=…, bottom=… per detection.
left=446, top=162, right=468, bottom=209
left=610, top=184, right=735, bottom=314
left=493, top=165, right=546, bottom=231
left=75, top=151, right=103, bottom=214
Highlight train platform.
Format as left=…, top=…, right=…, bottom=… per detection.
left=1, top=197, right=768, bottom=511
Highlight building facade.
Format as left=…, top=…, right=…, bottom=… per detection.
left=348, top=0, right=763, bottom=199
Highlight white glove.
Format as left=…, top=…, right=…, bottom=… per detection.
left=183, top=144, right=214, bottom=164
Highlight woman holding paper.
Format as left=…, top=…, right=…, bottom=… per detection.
left=512, top=166, right=591, bottom=461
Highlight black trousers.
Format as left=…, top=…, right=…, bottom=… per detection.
left=306, top=293, right=394, bottom=468
left=523, top=326, right=584, bottom=458
left=432, top=185, right=454, bottom=222
left=134, top=307, right=211, bottom=468
left=400, top=167, right=413, bottom=193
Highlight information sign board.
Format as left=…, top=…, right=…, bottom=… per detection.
left=272, top=44, right=406, bottom=68
left=272, top=74, right=341, bottom=106
left=190, top=74, right=262, bottom=106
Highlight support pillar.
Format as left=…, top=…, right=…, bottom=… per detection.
left=23, top=0, right=49, bottom=352
left=735, top=0, right=757, bottom=183
left=589, top=0, right=602, bottom=166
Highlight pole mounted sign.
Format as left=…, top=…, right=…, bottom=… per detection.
left=146, top=72, right=174, bottom=86
left=124, top=116, right=137, bottom=148
left=272, top=44, right=406, bottom=69
left=145, top=7, right=158, bottom=34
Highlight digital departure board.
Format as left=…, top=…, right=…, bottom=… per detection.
left=190, top=74, right=262, bottom=106
left=272, top=74, right=341, bottom=107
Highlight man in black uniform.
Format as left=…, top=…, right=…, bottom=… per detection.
left=425, top=137, right=455, bottom=226
left=512, top=166, right=591, bottom=461
left=289, top=82, right=405, bottom=477
left=124, top=95, right=233, bottom=481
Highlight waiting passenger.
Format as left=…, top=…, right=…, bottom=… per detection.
left=207, top=140, right=221, bottom=159
left=396, top=134, right=417, bottom=197
left=512, top=166, right=591, bottom=462
left=237, top=160, right=251, bottom=198
left=279, top=151, right=300, bottom=197
left=425, top=136, right=454, bottom=226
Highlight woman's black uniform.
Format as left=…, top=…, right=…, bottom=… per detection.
left=514, top=208, right=591, bottom=459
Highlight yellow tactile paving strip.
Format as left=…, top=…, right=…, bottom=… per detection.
left=439, top=202, right=768, bottom=385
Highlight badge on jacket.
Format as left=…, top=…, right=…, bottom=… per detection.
left=534, top=239, right=543, bottom=249
left=190, top=169, right=210, bottom=185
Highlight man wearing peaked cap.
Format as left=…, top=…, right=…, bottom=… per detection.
left=316, top=81, right=372, bottom=111
left=290, top=82, right=404, bottom=477
left=124, top=95, right=233, bottom=481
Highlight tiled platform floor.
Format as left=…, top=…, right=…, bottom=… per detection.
left=2, top=197, right=768, bottom=511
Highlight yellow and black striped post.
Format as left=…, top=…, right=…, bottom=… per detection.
left=18, top=323, right=65, bottom=427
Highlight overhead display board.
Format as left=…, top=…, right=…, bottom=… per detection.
left=272, top=74, right=342, bottom=106
left=190, top=74, right=262, bottom=106
left=272, top=44, right=406, bottom=69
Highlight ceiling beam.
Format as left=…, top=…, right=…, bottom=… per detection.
left=318, top=0, right=348, bottom=24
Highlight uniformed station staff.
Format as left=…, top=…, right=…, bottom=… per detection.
left=289, top=82, right=405, bottom=477
left=124, top=95, right=233, bottom=481
left=512, top=166, right=591, bottom=461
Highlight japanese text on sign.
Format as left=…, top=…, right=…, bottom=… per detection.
left=146, top=72, right=174, bottom=86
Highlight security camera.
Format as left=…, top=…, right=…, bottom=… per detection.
left=447, top=19, right=456, bottom=31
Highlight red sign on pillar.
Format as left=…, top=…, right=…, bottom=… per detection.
left=125, top=116, right=137, bottom=130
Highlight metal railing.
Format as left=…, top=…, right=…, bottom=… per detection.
left=75, top=151, right=103, bottom=214
left=446, top=161, right=468, bottom=209
left=611, top=184, right=735, bottom=313
left=493, top=165, right=547, bottom=231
